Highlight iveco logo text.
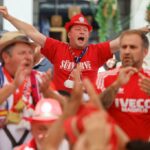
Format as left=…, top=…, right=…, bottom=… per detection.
left=115, top=98, right=150, bottom=113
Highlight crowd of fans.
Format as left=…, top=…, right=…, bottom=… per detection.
left=0, top=5, right=150, bottom=150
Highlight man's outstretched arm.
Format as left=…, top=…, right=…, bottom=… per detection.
left=0, top=6, right=46, bottom=47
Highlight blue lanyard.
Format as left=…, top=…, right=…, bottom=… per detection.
left=69, top=46, right=88, bottom=64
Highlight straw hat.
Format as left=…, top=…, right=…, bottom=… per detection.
left=0, top=31, right=36, bottom=53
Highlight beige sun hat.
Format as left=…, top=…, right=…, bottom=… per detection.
left=0, top=31, right=36, bottom=53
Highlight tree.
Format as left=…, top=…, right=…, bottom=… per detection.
left=95, top=0, right=122, bottom=42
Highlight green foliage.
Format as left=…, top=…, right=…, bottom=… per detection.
left=147, top=2, right=150, bottom=10
left=146, top=2, right=150, bottom=22
left=95, top=0, right=122, bottom=42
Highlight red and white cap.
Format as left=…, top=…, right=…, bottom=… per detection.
left=25, top=98, right=62, bottom=123
left=65, top=13, right=92, bottom=32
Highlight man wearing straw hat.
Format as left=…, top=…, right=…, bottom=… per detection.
left=0, top=31, right=52, bottom=150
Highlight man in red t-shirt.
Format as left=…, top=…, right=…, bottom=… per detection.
left=96, top=30, right=150, bottom=141
left=0, top=6, right=149, bottom=93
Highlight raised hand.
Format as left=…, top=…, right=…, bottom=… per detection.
left=63, top=67, right=83, bottom=117
left=83, top=78, right=103, bottom=109
left=138, top=72, right=150, bottom=95
left=116, top=66, right=138, bottom=86
left=39, top=69, right=52, bottom=93
left=0, top=6, right=9, bottom=19
left=70, top=63, right=82, bottom=83
left=74, top=111, right=112, bottom=150
left=0, top=59, right=32, bottom=103
left=13, top=59, right=32, bottom=88
left=139, top=25, right=150, bottom=34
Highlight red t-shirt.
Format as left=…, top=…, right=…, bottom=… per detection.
left=41, top=37, right=112, bottom=92
left=97, top=68, right=150, bottom=140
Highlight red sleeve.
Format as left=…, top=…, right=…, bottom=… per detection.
left=97, top=41, right=113, bottom=65
left=41, top=37, right=61, bottom=63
